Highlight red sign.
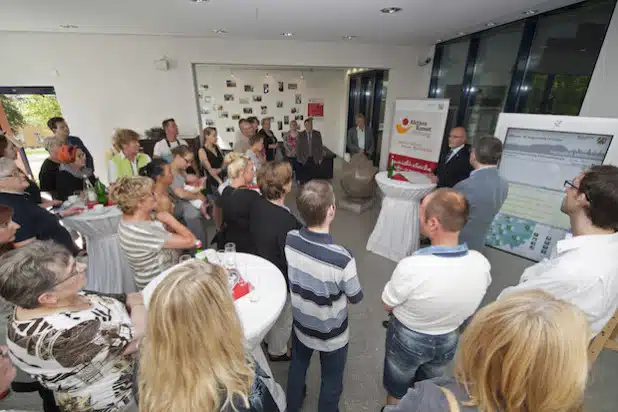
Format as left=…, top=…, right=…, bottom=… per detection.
left=307, top=99, right=324, bottom=118
left=387, top=152, right=437, bottom=174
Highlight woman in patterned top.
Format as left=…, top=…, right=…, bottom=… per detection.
left=0, top=240, right=146, bottom=412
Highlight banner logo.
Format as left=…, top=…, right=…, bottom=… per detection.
left=396, top=117, right=432, bottom=134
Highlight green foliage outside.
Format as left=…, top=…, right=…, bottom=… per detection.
left=16, top=95, right=63, bottom=129
left=0, top=94, right=25, bottom=134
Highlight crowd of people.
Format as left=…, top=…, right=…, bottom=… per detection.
left=0, top=114, right=615, bottom=412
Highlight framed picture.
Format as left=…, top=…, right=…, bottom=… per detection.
left=224, top=94, right=234, bottom=101
left=263, top=84, right=270, bottom=94
left=239, top=98, right=249, bottom=105
left=226, top=127, right=235, bottom=132
left=219, top=112, right=229, bottom=119
left=204, top=119, right=215, bottom=126
left=243, top=107, right=253, bottom=114
left=277, top=121, right=283, bottom=131
left=226, top=80, right=236, bottom=88
left=216, top=105, right=224, bottom=111
left=284, top=115, right=289, bottom=125
left=244, top=85, right=254, bottom=92
left=200, top=108, right=210, bottom=115
left=231, top=114, right=241, bottom=120
left=288, top=83, right=297, bottom=90
left=295, top=94, right=302, bottom=104
left=204, top=96, right=212, bottom=103
left=253, top=95, right=262, bottom=102
left=278, top=81, right=284, bottom=92
left=261, top=106, right=268, bottom=115
left=276, top=101, right=283, bottom=108
left=200, top=84, right=209, bottom=90
left=291, top=107, right=297, bottom=114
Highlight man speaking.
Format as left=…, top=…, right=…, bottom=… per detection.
left=431, top=127, right=473, bottom=188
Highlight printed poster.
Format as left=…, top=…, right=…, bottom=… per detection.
left=387, top=99, right=449, bottom=174
left=307, top=98, right=324, bottom=118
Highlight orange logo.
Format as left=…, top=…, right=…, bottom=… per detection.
left=396, top=117, right=411, bottom=134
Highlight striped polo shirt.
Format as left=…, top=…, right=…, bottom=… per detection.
left=285, top=228, right=364, bottom=352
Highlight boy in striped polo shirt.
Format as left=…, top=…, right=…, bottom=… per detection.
left=285, top=180, right=363, bottom=412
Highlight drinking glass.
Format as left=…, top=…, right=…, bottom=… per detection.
left=224, top=242, right=237, bottom=270
left=249, top=267, right=260, bottom=303
left=179, top=254, right=192, bottom=263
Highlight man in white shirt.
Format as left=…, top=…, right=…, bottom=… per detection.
left=381, top=188, right=491, bottom=407
left=233, top=118, right=254, bottom=153
left=153, top=118, right=188, bottom=162
left=430, top=127, right=473, bottom=188
left=499, top=165, right=618, bottom=337
left=346, top=113, right=374, bottom=157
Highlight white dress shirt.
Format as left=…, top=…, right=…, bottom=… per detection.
left=499, top=232, right=618, bottom=337
left=153, top=138, right=188, bottom=160
left=357, top=127, right=366, bottom=151
left=446, top=145, right=464, bottom=162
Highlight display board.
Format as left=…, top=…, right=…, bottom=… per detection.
left=487, top=113, right=618, bottom=261
left=387, top=99, right=449, bottom=174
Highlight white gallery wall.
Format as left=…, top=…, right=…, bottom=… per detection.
left=0, top=32, right=432, bottom=177
left=193, top=66, right=347, bottom=153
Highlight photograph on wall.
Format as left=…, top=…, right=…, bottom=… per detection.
left=263, top=84, right=270, bottom=94
left=284, top=115, right=289, bottom=125
left=216, top=105, right=224, bottom=111
left=288, top=83, right=297, bottom=90
left=204, top=119, right=215, bottom=126
left=204, top=96, right=212, bottom=103
left=239, top=98, right=249, bottom=105
left=295, top=115, right=301, bottom=121
left=200, top=84, right=209, bottom=90
left=244, top=85, right=254, bottom=92
left=277, top=121, right=283, bottom=131
left=224, top=94, right=234, bottom=102
left=226, top=127, right=235, bottom=133
left=226, top=80, right=236, bottom=88
left=261, top=106, right=268, bottom=115
left=278, top=81, right=284, bottom=92
left=243, top=107, right=253, bottom=114
left=276, top=101, right=284, bottom=108
left=219, top=112, right=229, bottom=119
left=291, top=107, right=297, bottom=114
left=200, top=108, right=211, bottom=115
left=253, top=95, right=262, bottom=102
left=232, top=114, right=241, bottom=120
left=295, top=94, right=302, bottom=104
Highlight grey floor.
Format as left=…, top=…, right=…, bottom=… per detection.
left=2, top=161, right=617, bottom=411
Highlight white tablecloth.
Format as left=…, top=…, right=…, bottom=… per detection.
left=142, top=252, right=288, bottom=411
left=63, top=206, right=136, bottom=294
left=367, top=171, right=436, bottom=261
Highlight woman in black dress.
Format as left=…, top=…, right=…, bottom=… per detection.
left=197, top=127, right=225, bottom=197
left=258, top=118, right=279, bottom=162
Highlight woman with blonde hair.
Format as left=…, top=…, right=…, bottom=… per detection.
left=198, top=127, right=225, bottom=196
left=139, top=260, right=278, bottom=412
left=108, top=129, right=152, bottom=183
left=110, top=176, right=196, bottom=290
left=385, top=290, right=589, bottom=412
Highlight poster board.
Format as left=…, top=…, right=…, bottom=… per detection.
left=387, top=99, right=450, bottom=174
left=307, top=98, right=324, bottom=118
left=487, top=113, right=618, bottom=261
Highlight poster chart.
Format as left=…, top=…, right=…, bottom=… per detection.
left=387, top=99, right=449, bottom=174
left=486, top=127, right=613, bottom=261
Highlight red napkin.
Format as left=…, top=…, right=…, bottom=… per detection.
left=391, top=173, right=409, bottom=182
left=232, top=277, right=251, bottom=300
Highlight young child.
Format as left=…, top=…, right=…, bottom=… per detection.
left=284, top=180, right=364, bottom=412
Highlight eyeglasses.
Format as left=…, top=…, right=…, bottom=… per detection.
left=564, top=180, right=591, bottom=202
left=51, top=261, right=86, bottom=289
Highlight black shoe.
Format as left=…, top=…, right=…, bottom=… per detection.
left=268, top=353, right=292, bottom=362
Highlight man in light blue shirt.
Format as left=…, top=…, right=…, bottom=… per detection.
left=347, top=113, right=374, bottom=157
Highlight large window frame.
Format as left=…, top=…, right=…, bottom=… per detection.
left=428, top=0, right=616, bottom=152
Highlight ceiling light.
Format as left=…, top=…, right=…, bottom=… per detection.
left=342, top=35, right=357, bottom=40
left=458, top=31, right=466, bottom=36
left=212, top=29, right=228, bottom=35
left=380, top=7, right=403, bottom=14
left=281, top=32, right=295, bottom=37
left=436, top=39, right=443, bottom=43
left=486, top=22, right=496, bottom=27
left=522, top=9, right=538, bottom=15
left=60, top=24, right=78, bottom=29
left=189, top=0, right=211, bottom=3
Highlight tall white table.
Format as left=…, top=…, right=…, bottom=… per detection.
left=63, top=206, right=136, bottom=293
left=367, top=171, right=436, bottom=261
left=142, top=252, right=288, bottom=411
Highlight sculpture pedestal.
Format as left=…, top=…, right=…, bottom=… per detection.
left=338, top=196, right=374, bottom=214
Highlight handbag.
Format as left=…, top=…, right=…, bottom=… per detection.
left=439, top=387, right=461, bottom=412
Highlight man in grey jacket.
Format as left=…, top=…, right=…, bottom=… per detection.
left=454, top=136, right=509, bottom=252
left=347, top=113, right=374, bottom=157
left=296, top=118, right=324, bottom=184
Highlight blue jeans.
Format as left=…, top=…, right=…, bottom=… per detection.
left=383, top=318, right=458, bottom=399
left=287, top=331, right=348, bottom=412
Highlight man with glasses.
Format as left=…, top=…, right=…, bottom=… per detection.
left=499, top=165, right=618, bottom=337
left=0, top=158, right=81, bottom=255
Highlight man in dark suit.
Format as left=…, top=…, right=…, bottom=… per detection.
left=296, top=118, right=324, bottom=184
left=431, top=126, right=473, bottom=188
left=347, top=113, right=374, bottom=157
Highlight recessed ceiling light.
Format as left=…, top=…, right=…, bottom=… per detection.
left=189, top=0, right=211, bottom=3
left=60, top=24, right=78, bottom=29
left=380, top=7, right=403, bottom=14
left=212, top=29, right=228, bottom=35
left=523, top=9, right=538, bottom=15
left=342, top=35, right=357, bottom=40
left=436, top=39, right=443, bottom=43
left=458, top=31, right=466, bottom=36
left=486, top=22, right=496, bottom=27
left=281, top=32, right=295, bottom=37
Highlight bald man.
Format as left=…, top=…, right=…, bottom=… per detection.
left=431, top=127, right=473, bottom=188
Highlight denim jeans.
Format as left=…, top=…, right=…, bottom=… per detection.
left=287, top=331, right=348, bottom=412
left=383, top=318, right=458, bottom=399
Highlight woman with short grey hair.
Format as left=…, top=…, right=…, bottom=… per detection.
left=0, top=241, right=145, bottom=412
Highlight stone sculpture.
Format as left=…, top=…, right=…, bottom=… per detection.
left=339, top=153, right=378, bottom=213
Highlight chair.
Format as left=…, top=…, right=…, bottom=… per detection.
left=588, top=308, right=618, bottom=363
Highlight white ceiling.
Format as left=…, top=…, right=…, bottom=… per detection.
left=0, top=0, right=583, bottom=45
